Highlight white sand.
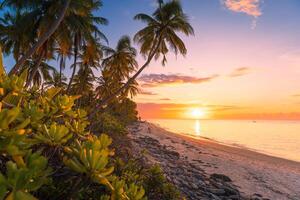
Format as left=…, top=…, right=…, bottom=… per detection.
left=131, top=122, right=300, bottom=200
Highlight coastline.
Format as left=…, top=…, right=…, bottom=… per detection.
left=151, top=121, right=300, bottom=170
left=128, top=121, right=300, bottom=200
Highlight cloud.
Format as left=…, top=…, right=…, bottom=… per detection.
left=229, top=67, right=251, bottom=77
left=223, top=0, right=262, bottom=28
left=223, top=0, right=262, bottom=17
left=291, top=94, right=300, bottom=98
left=159, top=98, right=171, bottom=101
left=138, top=73, right=218, bottom=87
left=139, top=89, right=157, bottom=95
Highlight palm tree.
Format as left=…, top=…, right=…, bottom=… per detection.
left=22, top=59, right=57, bottom=87
left=69, top=40, right=102, bottom=95
left=7, top=0, right=106, bottom=76
left=55, top=24, right=72, bottom=86
left=102, top=35, right=138, bottom=82
left=43, top=71, right=68, bottom=89
left=65, top=6, right=108, bottom=93
left=0, top=11, right=35, bottom=61
left=95, top=36, right=138, bottom=103
left=72, top=67, right=95, bottom=95
left=94, top=0, right=194, bottom=110
left=8, top=0, right=71, bottom=75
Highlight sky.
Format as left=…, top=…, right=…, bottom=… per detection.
left=3, top=0, right=300, bottom=120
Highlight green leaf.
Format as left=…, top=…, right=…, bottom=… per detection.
left=45, top=87, right=61, bottom=100
left=15, top=190, right=38, bottom=200
left=0, top=46, right=5, bottom=76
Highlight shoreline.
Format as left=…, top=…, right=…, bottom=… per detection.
left=149, top=120, right=300, bottom=164
left=151, top=121, right=300, bottom=170
left=129, top=121, right=300, bottom=200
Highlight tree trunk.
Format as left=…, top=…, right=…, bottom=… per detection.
left=90, top=36, right=162, bottom=118
left=25, top=53, right=44, bottom=87
left=66, top=39, right=78, bottom=93
left=59, top=57, right=63, bottom=86
left=8, top=0, right=71, bottom=76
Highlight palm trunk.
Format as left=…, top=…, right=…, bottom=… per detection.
left=59, top=59, right=62, bottom=86
left=90, top=36, right=162, bottom=118
left=66, top=41, right=78, bottom=93
left=25, top=53, right=44, bottom=87
left=59, top=56, right=64, bottom=86
left=8, top=0, right=71, bottom=76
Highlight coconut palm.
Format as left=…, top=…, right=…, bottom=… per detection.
left=0, top=11, right=35, bottom=61
left=94, top=0, right=194, bottom=109
left=66, top=8, right=108, bottom=93
left=69, top=40, right=102, bottom=95
left=55, top=25, right=72, bottom=86
left=7, top=0, right=106, bottom=76
left=43, top=71, right=68, bottom=89
left=22, top=59, right=57, bottom=87
left=8, top=0, right=71, bottom=75
left=102, top=35, right=138, bottom=82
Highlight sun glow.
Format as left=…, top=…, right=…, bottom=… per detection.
left=189, top=108, right=207, bottom=119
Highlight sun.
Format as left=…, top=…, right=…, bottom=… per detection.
left=190, top=108, right=206, bottom=119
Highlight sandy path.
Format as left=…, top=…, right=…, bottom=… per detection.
left=129, top=122, right=300, bottom=200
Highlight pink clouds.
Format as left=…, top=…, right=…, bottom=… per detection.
left=229, top=67, right=251, bottom=77
left=223, top=0, right=262, bottom=17
left=138, top=73, right=218, bottom=87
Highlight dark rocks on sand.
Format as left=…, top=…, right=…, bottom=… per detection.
left=210, top=173, right=232, bottom=182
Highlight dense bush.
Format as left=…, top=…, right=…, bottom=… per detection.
left=96, top=112, right=127, bottom=136
left=115, top=158, right=181, bottom=200
left=0, top=68, right=145, bottom=200
left=106, top=99, right=138, bottom=126
left=0, top=60, right=182, bottom=200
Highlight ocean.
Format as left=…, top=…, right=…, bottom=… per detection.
left=148, top=119, right=300, bottom=162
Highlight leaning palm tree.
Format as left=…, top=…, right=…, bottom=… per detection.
left=8, top=0, right=106, bottom=76
left=8, top=0, right=72, bottom=75
left=94, top=0, right=194, bottom=109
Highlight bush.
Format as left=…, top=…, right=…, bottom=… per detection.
left=96, top=112, right=127, bottom=135
left=115, top=158, right=182, bottom=200
left=106, top=98, right=138, bottom=126
left=0, top=69, right=145, bottom=200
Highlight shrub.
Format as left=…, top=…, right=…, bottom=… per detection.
left=96, top=112, right=127, bottom=135
left=115, top=158, right=182, bottom=200
left=0, top=68, right=145, bottom=199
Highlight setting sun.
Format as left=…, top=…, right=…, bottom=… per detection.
left=190, top=108, right=206, bottom=119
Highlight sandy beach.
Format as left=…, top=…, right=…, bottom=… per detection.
left=129, top=121, right=300, bottom=200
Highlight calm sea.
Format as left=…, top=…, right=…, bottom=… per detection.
left=148, top=119, right=300, bottom=162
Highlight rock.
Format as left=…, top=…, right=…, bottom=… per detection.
left=223, top=185, right=239, bottom=196
left=208, top=193, right=222, bottom=200
left=208, top=188, right=226, bottom=195
left=210, top=173, right=232, bottom=182
left=253, top=193, right=262, bottom=197
left=228, top=195, right=241, bottom=200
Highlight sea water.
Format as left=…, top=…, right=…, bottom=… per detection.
left=148, top=119, right=300, bottom=162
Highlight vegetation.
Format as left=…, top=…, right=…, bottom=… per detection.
left=0, top=0, right=193, bottom=199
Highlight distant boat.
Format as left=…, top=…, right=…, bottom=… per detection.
left=252, top=121, right=257, bottom=123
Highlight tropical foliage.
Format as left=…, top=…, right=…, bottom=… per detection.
left=0, top=0, right=193, bottom=199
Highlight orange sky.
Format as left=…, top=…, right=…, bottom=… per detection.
left=132, top=0, right=300, bottom=120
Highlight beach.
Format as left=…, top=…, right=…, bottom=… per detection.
left=128, top=121, right=300, bottom=200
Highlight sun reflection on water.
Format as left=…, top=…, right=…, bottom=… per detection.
left=194, top=120, right=201, bottom=136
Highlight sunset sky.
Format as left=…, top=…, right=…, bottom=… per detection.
left=4, top=0, right=300, bottom=120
